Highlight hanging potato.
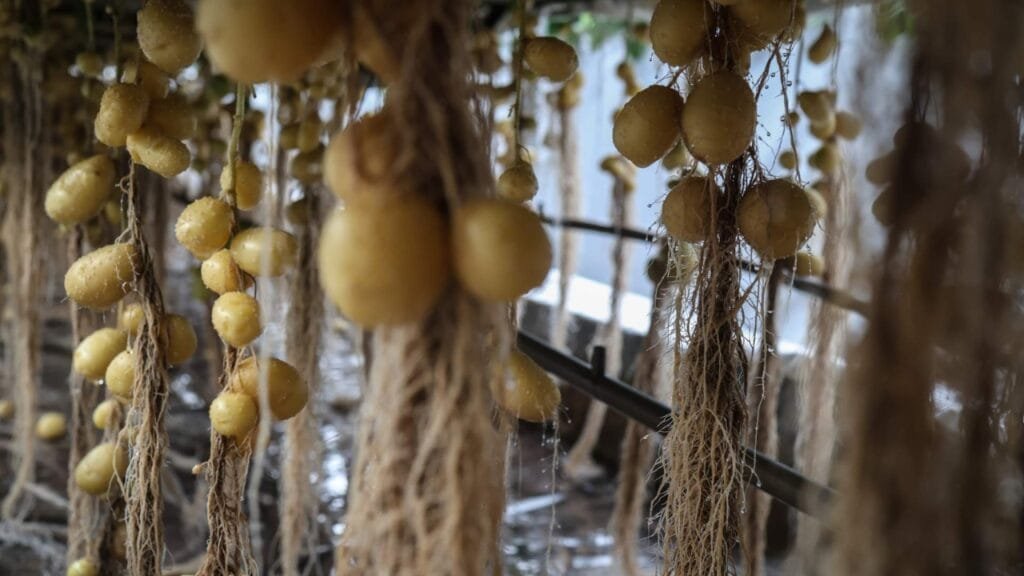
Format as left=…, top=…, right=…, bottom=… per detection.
left=661, top=176, right=717, bottom=243
left=67, top=558, right=100, bottom=576
left=834, top=111, right=862, bottom=140
left=613, top=85, right=684, bottom=168
left=211, top=292, right=262, bottom=348
left=797, top=90, right=833, bottom=124
left=209, top=391, right=259, bottom=439
left=793, top=251, right=825, bottom=277
left=297, top=114, right=323, bottom=153
left=230, top=227, right=298, bottom=277
left=201, top=249, right=253, bottom=294
left=871, top=188, right=894, bottom=226
left=74, top=442, right=128, bottom=496
left=147, top=94, right=197, bottom=141
left=45, top=155, right=116, bottom=225
left=866, top=153, right=894, bottom=185
left=164, top=314, right=197, bottom=365
left=105, top=351, right=135, bottom=399
left=133, top=60, right=170, bottom=100
left=95, top=84, right=150, bottom=148
left=0, top=400, right=14, bottom=419
left=73, top=328, right=128, bottom=381
left=648, top=241, right=700, bottom=285
left=137, top=0, right=202, bottom=74
left=808, top=24, right=837, bottom=64
left=76, top=52, right=104, bottom=78
left=65, top=243, right=139, bottom=310
left=120, top=302, right=144, bottom=335
left=523, top=36, right=579, bottom=82
left=36, top=412, right=68, bottom=441
left=220, top=161, right=262, bottom=210
left=615, top=61, right=641, bottom=96
left=290, top=149, right=324, bottom=185
left=805, top=186, right=828, bottom=219
left=809, top=143, right=841, bottom=175
left=809, top=111, right=837, bottom=140
left=682, top=70, right=756, bottom=165
left=730, top=0, right=798, bottom=49
left=232, top=356, right=308, bottom=420
left=650, top=0, right=709, bottom=67
left=737, top=179, right=817, bottom=259
left=452, top=198, right=552, bottom=302
left=497, top=160, right=539, bottom=203
left=492, top=350, right=561, bottom=423
left=126, top=125, right=190, bottom=178
left=323, top=110, right=401, bottom=205
left=92, top=399, right=119, bottom=430
left=779, top=150, right=797, bottom=170
left=319, top=199, right=450, bottom=326
left=175, top=197, right=234, bottom=259
left=196, top=0, right=344, bottom=83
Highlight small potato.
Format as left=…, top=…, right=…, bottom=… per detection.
left=164, top=314, right=197, bottom=365
left=65, top=243, right=139, bottom=310
left=650, top=0, right=709, bottom=67
left=523, top=36, right=578, bottom=82
left=661, top=176, right=717, bottom=243
left=175, top=197, right=234, bottom=259
left=0, top=399, right=13, bottom=419
left=95, top=84, right=150, bottom=148
left=76, top=52, right=105, bottom=78
left=797, top=90, right=833, bottom=124
left=323, top=110, right=402, bottom=205
left=92, top=399, right=120, bottom=430
left=67, top=558, right=100, bottom=576
left=834, top=111, right=862, bottom=140
left=737, top=179, right=817, bottom=259
left=230, top=227, right=297, bottom=277
left=120, top=302, right=144, bottom=335
left=793, top=251, right=825, bottom=277
left=779, top=150, right=797, bottom=170
left=201, top=249, right=253, bottom=294
left=682, top=71, right=756, bottom=165
left=137, top=0, right=202, bottom=74
left=871, top=188, right=894, bottom=226
left=808, top=25, right=837, bottom=64
left=219, top=161, right=261, bottom=210
left=232, top=356, right=308, bottom=420
left=492, top=350, right=561, bottom=423
left=809, top=143, right=841, bottom=175
left=613, top=85, right=684, bottom=168
left=147, top=95, right=197, bottom=141
left=452, top=198, right=552, bottom=301
left=661, top=141, right=693, bottom=171
left=126, top=125, right=190, bottom=178
left=133, top=60, right=170, bottom=100
left=290, top=149, right=323, bottom=185
left=211, top=292, right=262, bottom=348
left=297, top=115, right=323, bottom=153
left=496, top=161, right=539, bottom=203
left=209, top=391, right=259, bottom=438
left=730, top=0, right=796, bottom=48
left=105, top=351, right=135, bottom=400
left=74, top=442, right=127, bottom=496
left=73, top=328, right=128, bottom=381
left=36, top=412, right=67, bottom=441
left=866, top=153, right=894, bottom=185
left=45, top=155, right=116, bottom=225
left=809, top=112, right=837, bottom=140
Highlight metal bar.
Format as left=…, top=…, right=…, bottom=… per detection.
left=516, top=330, right=837, bottom=518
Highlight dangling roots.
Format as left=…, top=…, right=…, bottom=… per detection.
left=549, top=103, right=581, bottom=351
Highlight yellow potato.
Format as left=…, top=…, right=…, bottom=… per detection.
left=779, top=150, right=797, bottom=170
left=76, top=52, right=104, bottom=78
left=289, top=149, right=323, bottom=185
left=805, top=186, right=828, bottom=219
left=45, top=155, right=116, bottom=225
left=452, top=198, right=552, bottom=301
left=797, top=90, right=833, bottom=124
left=209, top=391, right=259, bottom=438
left=0, top=399, right=13, bottom=419
left=865, top=153, right=894, bottom=185
left=67, top=558, right=100, bottom=576
left=834, top=111, right=862, bottom=140
left=212, top=292, right=262, bottom=348
left=793, top=251, right=825, bottom=277
left=65, top=243, right=139, bottom=310
left=95, top=84, right=150, bottom=148
left=133, top=59, right=170, bottom=100
left=164, top=314, right=197, bottom=365
left=809, top=143, right=841, bottom=175
left=319, top=200, right=450, bottom=326
left=175, top=197, right=234, bottom=259
left=809, top=111, right=837, bottom=140
left=105, top=351, right=136, bottom=400
left=730, top=0, right=798, bottom=49
left=120, top=302, right=144, bottom=335
left=497, top=161, right=539, bottom=203
left=74, top=442, right=127, bottom=495
left=232, top=356, right=308, bottom=420
left=219, top=161, right=261, bottom=210
left=230, top=227, right=298, bottom=277
left=808, top=24, right=837, bottom=64
left=323, top=110, right=401, bottom=205
left=73, top=328, right=128, bottom=381
left=36, top=412, right=67, bottom=441
left=137, top=0, right=202, bottom=74
left=92, top=399, right=120, bottom=430
left=147, top=94, right=197, bottom=141
left=201, top=249, right=253, bottom=294
left=613, top=85, right=684, bottom=168
left=126, top=125, right=190, bottom=178
left=737, top=179, right=817, bottom=259
left=682, top=71, right=756, bottom=165
left=871, top=188, right=894, bottom=226
left=661, top=176, right=718, bottom=243
left=297, top=114, right=323, bottom=153
left=650, top=0, right=709, bottom=67
left=492, top=350, right=561, bottom=423
left=661, top=141, right=693, bottom=171
left=197, top=0, right=344, bottom=83
left=523, top=36, right=579, bottom=82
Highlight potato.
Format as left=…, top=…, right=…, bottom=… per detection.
left=319, top=199, right=450, bottom=326
left=809, top=112, right=837, bottom=140
left=871, top=188, right=894, bottom=226
left=232, top=356, right=308, bottom=420
left=613, top=85, right=684, bottom=168
left=797, top=90, right=833, bottom=124
left=219, top=161, right=261, bottom=210
left=74, top=442, right=127, bottom=495
left=682, top=70, right=755, bottom=165
left=279, top=123, right=299, bottom=150
left=647, top=242, right=699, bottom=285
left=650, top=0, right=708, bottom=66
left=95, top=84, right=150, bottom=148
left=290, top=149, right=323, bottom=185
left=793, top=251, right=825, bottom=277
left=36, top=412, right=67, bottom=440
left=297, top=115, right=323, bottom=153
left=120, top=302, right=144, bottom=335
left=834, top=111, right=862, bottom=140
left=809, top=143, right=841, bottom=175
left=105, top=351, right=135, bottom=400
left=65, top=243, right=139, bottom=310
left=0, top=399, right=13, bottom=419
left=201, top=249, right=253, bottom=294
left=126, top=125, right=190, bottom=178
left=137, top=0, right=202, bottom=74
left=615, top=61, right=640, bottom=97
left=73, top=328, right=128, bottom=381
left=45, top=155, right=116, bottom=225
left=323, top=111, right=401, bottom=205
left=67, top=558, right=100, bottom=576
left=661, top=176, right=717, bottom=243
left=209, top=391, right=258, bottom=438
left=523, top=36, right=578, bottom=82
left=133, top=60, right=170, bottom=100
left=662, top=141, right=693, bottom=171
left=805, top=186, right=828, bottom=219
left=197, top=0, right=344, bottom=83
left=452, top=198, right=552, bottom=301
left=497, top=161, right=539, bottom=203
left=865, top=153, right=894, bottom=185
left=212, top=292, right=261, bottom=348
left=730, top=0, right=798, bottom=49
left=779, top=150, right=797, bottom=170
left=737, top=179, right=817, bottom=259
left=808, top=24, right=837, bottom=64
left=147, top=94, right=197, bottom=141
left=230, top=227, right=297, bottom=277
left=76, top=52, right=104, bottom=78
left=164, top=314, right=197, bottom=365
left=175, top=197, right=234, bottom=259
left=492, top=350, right=561, bottom=423
left=92, top=399, right=120, bottom=430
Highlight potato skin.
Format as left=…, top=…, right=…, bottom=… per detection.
left=64, top=243, right=139, bottom=310
left=45, top=155, right=116, bottom=225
